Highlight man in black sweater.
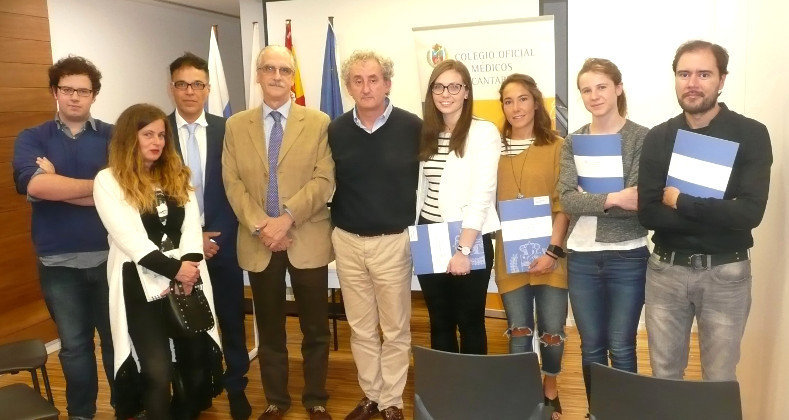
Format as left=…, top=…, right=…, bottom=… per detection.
left=328, top=50, right=421, bottom=420
left=638, top=40, right=772, bottom=381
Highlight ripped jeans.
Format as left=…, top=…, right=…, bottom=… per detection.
left=501, top=284, right=568, bottom=375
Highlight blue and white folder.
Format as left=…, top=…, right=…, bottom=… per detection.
left=408, top=221, right=486, bottom=275
left=499, top=196, right=553, bottom=274
left=666, top=129, right=739, bottom=199
left=572, top=133, right=624, bottom=193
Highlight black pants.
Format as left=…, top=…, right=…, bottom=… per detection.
left=248, top=251, right=330, bottom=410
left=206, top=256, right=249, bottom=394
left=416, top=218, right=494, bottom=355
left=122, top=263, right=212, bottom=420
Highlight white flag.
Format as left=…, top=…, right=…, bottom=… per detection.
left=207, top=26, right=231, bottom=117
left=247, top=22, right=263, bottom=110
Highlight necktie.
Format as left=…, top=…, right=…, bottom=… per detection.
left=185, top=123, right=204, bottom=215
left=266, top=111, right=283, bottom=217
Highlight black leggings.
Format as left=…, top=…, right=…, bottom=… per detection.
left=415, top=217, right=494, bottom=354
left=122, top=263, right=211, bottom=420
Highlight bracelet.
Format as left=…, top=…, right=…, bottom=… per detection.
left=547, top=244, right=566, bottom=258
left=545, top=251, right=558, bottom=260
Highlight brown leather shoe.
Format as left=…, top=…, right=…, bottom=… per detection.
left=307, top=405, right=333, bottom=419
left=344, top=397, right=379, bottom=420
left=380, top=406, right=404, bottom=420
left=258, top=405, right=284, bottom=420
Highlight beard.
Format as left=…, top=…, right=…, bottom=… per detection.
left=678, top=90, right=719, bottom=115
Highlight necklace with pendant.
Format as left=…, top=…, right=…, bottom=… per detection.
left=507, top=138, right=532, bottom=199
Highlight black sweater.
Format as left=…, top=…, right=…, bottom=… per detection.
left=638, top=103, right=772, bottom=253
left=328, top=107, right=422, bottom=235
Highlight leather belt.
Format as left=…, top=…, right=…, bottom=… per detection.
left=348, top=229, right=405, bottom=237
left=652, top=245, right=749, bottom=270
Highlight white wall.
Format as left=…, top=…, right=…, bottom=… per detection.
left=264, top=0, right=539, bottom=117
left=569, top=0, right=787, bottom=418
left=47, top=0, right=245, bottom=122
left=239, top=0, right=265, bottom=105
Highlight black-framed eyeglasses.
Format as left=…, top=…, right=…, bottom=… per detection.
left=431, top=83, right=466, bottom=95
left=57, top=86, right=93, bottom=97
left=172, top=81, right=207, bottom=91
left=257, top=65, right=295, bottom=76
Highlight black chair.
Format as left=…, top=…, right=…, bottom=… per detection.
left=589, top=363, right=742, bottom=420
left=413, top=346, right=553, bottom=420
left=0, top=339, right=59, bottom=419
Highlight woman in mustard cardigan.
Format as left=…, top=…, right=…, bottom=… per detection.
left=495, top=74, right=569, bottom=419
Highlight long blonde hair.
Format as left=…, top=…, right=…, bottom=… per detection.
left=107, top=103, right=191, bottom=211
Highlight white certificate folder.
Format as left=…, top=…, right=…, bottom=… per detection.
left=408, top=221, right=486, bottom=275
left=667, top=129, right=739, bottom=199
left=499, top=196, right=553, bottom=274
left=572, top=133, right=624, bottom=193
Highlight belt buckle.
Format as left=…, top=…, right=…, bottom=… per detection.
left=689, top=254, right=707, bottom=270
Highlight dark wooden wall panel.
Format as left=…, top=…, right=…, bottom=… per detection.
left=0, top=0, right=49, bottom=17
left=0, top=63, right=52, bottom=87
left=0, top=13, right=50, bottom=41
left=0, top=0, right=56, bottom=344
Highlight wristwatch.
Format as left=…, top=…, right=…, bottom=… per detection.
left=547, top=244, right=566, bottom=258
left=456, top=245, right=472, bottom=256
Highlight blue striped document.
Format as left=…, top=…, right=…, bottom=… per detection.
left=499, top=196, right=553, bottom=274
left=572, top=134, right=624, bottom=193
left=667, top=129, right=739, bottom=199
left=408, top=221, right=486, bottom=275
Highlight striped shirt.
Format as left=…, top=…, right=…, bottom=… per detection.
left=501, top=137, right=534, bottom=156
left=420, top=134, right=451, bottom=222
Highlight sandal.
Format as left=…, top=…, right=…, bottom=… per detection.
left=544, top=394, right=562, bottom=419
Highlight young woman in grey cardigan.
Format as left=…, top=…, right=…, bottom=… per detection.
left=558, top=58, right=649, bottom=406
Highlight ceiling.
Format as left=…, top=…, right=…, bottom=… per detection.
left=156, top=0, right=242, bottom=17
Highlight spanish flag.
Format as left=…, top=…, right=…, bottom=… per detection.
left=285, top=19, right=305, bottom=106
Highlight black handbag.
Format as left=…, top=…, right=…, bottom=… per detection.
left=165, top=279, right=214, bottom=337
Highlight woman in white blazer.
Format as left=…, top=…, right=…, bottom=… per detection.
left=93, top=104, right=222, bottom=419
left=415, top=59, right=501, bottom=354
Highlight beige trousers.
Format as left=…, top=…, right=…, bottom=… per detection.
left=331, top=227, right=412, bottom=409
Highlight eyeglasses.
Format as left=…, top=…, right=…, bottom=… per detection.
left=172, top=81, right=207, bottom=91
left=57, top=86, right=93, bottom=97
left=257, top=65, right=294, bottom=76
left=431, top=83, right=466, bottom=95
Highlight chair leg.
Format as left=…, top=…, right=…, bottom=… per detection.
left=41, top=365, right=54, bottom=404
left=29, top=369, right=41, bottom=395
left=331, top=288, right=339, bottom=351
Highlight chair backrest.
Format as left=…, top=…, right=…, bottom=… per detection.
left=413, top=346, right=544, bottom=420
left=589, top=363, right=742, bottom=420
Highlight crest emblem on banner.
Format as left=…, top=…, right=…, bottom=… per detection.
left=427, top=44, right=447, bottom=67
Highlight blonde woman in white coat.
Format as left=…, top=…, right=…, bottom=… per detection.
left=94, top=104, right=222, bottom=419
left=415, top=60, right=500, bottom=354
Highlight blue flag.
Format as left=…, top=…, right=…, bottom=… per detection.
left=320, top=22, right=343, bottom=120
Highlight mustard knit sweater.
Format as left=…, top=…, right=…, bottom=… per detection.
left=494, top=137, right=568, bottom=294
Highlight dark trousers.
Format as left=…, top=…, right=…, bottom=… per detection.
left=416, top=232, right=494, bottom=355
left=206, top=256, right=249, bottom=393
left=123, top=265, right=212, bottom=420
left=248, top=251, right=330, bottom=410
left=38, top=262, right=114, bottom=418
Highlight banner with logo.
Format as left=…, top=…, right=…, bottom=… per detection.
left=412, top=16, right=555, bottom=129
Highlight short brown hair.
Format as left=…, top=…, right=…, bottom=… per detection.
left=48, top=55, right=102, bottom=94
left=169, top=52, right=208, bottom=78
left=672, top=40, right=729, bottom=75
left=576, top=58, right=627, bottom=117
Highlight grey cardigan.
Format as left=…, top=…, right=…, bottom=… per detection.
left=558, top=119, right=649, bottom=243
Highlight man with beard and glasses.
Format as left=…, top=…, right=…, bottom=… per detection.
left=638, top=40, right=772, bottom=381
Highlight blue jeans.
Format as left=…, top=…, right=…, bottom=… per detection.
left=501, top=284, right=568, bottom=375
left=645, top=255, right=751, bottom=381
left=39, top=262, right=114, bottom=418
left=567, top=247, right=647, bottom=399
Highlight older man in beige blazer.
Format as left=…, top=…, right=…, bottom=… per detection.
left=222, top=45, right=334, bottom=420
